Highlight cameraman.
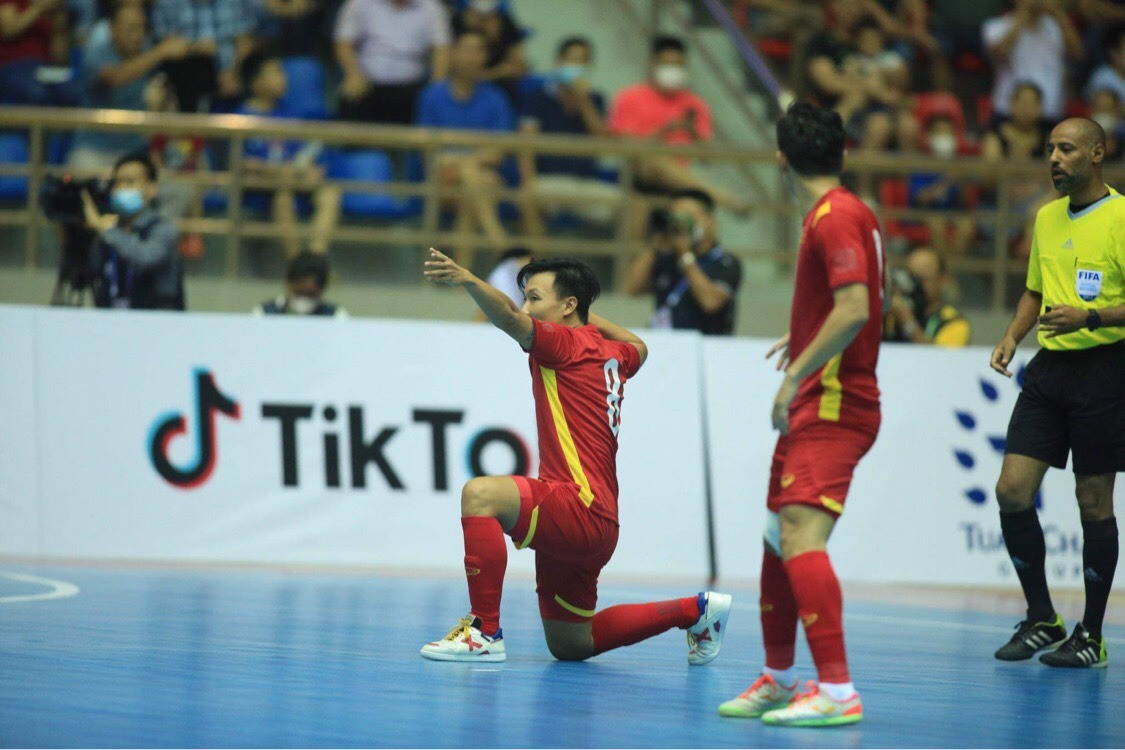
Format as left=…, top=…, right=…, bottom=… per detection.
left=624, top=189, right=742, bottom=335
left=82, top=153, right=184, bottom=310
left=884, top=246, right=970, bottom=346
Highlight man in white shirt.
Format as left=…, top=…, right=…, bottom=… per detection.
left=334, top=0, right=451, bottom=124
left=983, top=0, right=1082, bottom=121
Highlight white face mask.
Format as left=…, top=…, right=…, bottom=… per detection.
left=929, top=132, right=957, bottom=160
left=653, top=64, right=688, bottom=91
left=1092, top=112, right=1118, bottom=136
left=288, top=295, right=319, bottom=315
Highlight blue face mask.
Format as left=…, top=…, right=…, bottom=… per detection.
left=555, top=64, right=588, bottom=85
left=110, top=188, right=145, bottom=216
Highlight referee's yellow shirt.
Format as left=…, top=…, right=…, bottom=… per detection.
left=1027, top=187, right=1125, bottom=350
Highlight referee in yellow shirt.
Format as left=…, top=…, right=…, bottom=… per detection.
left=989, top=118, right=1123, bottom=669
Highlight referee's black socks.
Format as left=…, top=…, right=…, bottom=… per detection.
left=1000, top=507, right=1055, bottom=622
left=1081, top=516, right=1119, bottom=641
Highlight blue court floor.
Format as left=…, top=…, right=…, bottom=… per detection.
left=1, top=563, right=1123, bottom=749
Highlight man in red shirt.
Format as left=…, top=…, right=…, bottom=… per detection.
left=609, top=35, right=749, bottom=216
left=718, top=102, right=885, bottom=727
left=0, top=0, right=79, bottom=106
left=420, top=249, right=732, bottom=664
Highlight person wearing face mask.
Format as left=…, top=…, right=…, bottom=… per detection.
left=254, top=251, right=347, bottom=317
left=609, top=36, right=750, bottom=220
left=81, top=152, right=184, bottom=310
left=624, top=190, right=743, bottom=335
left=883, top=247, right=971, bottom=346
left=907, top=115, right=977, bottom=255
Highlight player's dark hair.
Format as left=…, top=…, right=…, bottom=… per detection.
left=670, top=188, right=715, bottom=213
left=286, top=251, right=330, bottom=289
left=652, top=35, right=686, bottom=57
left=518, top=258, right=601, bottom=323
left=240, top=50, right=280, bottom=93
left=776, top=101, right=846, bottom=177
left=113, top=151, right=158, bottom=182
left=498, top=246, right=533, bottom=263
left=557, top=36, right=592, bottom=59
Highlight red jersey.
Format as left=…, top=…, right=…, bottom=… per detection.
left=526, top=318, right=641, bottom=524
left=0, top=0, right=53, bottom=65
left=788, top=186, right=884, bottom=435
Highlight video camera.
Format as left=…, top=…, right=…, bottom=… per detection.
left=41, top=174, right=112, bottom=223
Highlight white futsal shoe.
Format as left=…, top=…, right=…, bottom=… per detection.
left=421, top=615, right=506, bottom=662
left=687, top=591, right=733, bottom=665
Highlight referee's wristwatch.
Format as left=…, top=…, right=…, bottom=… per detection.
left=1087, top=309, right=1102, bottom=331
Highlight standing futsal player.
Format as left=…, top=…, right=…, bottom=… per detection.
left=719, top=103, right=884, bottom=727
left=420, top=249, right=732, bottom=664
left=990, top=118, right=1124, bottom=668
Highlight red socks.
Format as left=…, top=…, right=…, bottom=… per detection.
left=462, top=516, right=507, bottom=635
left=591, top=597, right=701, bottom=655
left=784, top=550, right=849, bottom=683
left=760, top=549, right=799, bottom=670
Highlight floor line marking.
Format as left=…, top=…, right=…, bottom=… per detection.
left=0, top=571, right=80, bottom=604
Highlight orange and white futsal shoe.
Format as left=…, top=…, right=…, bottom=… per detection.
left=760, top=681, right=863, bottom=727
left=718, top=673, right=798, bottom=718
left=420, top=615, right=506, bottom=662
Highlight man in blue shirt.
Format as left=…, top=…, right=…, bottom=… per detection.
left=518, top=36, right=620, bottom=233
left=68, top=4, right=190, bottom=169
left=416, top=28, right=513, bottom=254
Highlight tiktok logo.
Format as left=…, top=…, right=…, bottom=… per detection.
left=148, top=369, right=241, bottom=489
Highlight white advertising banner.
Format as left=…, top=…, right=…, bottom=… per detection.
left=0, top=306, right=709, bottom=579
left=0, top=306, right=39, bottom=555
left=704, top=339, right=1121, bottom=590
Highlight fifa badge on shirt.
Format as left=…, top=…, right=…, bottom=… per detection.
left=1076, top=269, right=1103, bottom=302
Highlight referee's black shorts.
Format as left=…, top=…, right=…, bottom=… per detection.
left=1005, top=340, right=1125, bottom=475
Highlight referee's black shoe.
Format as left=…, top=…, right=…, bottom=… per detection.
left=1039, top=624, right=1108, bottom=668
left=994, top=614, right=1067, bottom=661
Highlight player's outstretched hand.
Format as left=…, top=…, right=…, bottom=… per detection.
left=423, top=248, right=473, bottom=287
left=990, top=335, right=1017, bottom=378
left=765, top=332, right=791, bottom=372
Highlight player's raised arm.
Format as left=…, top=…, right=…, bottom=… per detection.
left=588, top=312, right=648, bottom=369
left=424, top=248, right=534, bottom=347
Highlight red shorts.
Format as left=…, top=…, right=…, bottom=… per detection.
left=508, top=476, right=619, bottom=623
left=767, top=422, right=877, bottom=518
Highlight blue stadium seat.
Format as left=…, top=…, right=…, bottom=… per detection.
left=0, top=132, right=29, bottom=201
left=329, top=149, right=420, bottom=219
left=278, top=57, right=329, bottom=121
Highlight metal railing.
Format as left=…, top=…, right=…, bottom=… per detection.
left=1, top=106, right=1121, bottom=310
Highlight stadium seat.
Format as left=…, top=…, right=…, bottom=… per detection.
left=0, top=132, right=29, bottom=201
left=878, top=178, right=931, bottom=246
left=329, top=148, right=420, bottom=219
left=278, top=57, right=329, bottom=121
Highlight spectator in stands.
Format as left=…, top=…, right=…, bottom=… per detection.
left=983, top=0, right=1082, bottom=123
left=907, top=114, right=976, bottom=255
left=238, top=50, right=341, bottom=256
left=860, top=0, right=938, bottom=58
left=518, top=36, right=618, bottom=235
left=1088, top=88, right=1123, bottom=162
left=0, top=0, right=81, bottom=106
left=253, top=251, right=347, bottom=317
left=980, top=81, right=1054, bottom=258
left=842, top=17, right=913, bottom=151
left=1085, top=26, right=1125, bottom=104
left=151, top=0, right=256, bottom=112
left=884, top=247, right=971, bottom=346
left=451, top=0, right=527, bottom=104
left=803, top=0, right=903, bottom=143
left=1074, top=0, right=1125, bottom=79
left=416, top=28, right=514, bottom=252
left=82, top=152, right=184, bottom=310
left=609, top=35, right=750, bottom=216
left=256, top=0, right=334, bottom=59
left=335, top=0, right=450, bottom=126
left=624, top=190, right=742, bottom=336
left=68, top=4, right=189, bottom=170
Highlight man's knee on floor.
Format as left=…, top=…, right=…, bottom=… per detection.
left=545, top=635, right=594, bottom=662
